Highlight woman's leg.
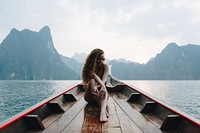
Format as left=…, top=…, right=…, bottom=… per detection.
left=99, top=85, right=109, bottom=122
left=84, top=79, right=99, bottom=104
left=84, top=79, right=109, bottom=122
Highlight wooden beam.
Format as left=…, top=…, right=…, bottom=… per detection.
left=160, top=114, right=181, bottom=131
left=140, top=101, right=156, bottom=113
left=113, top=93, right=162, bottom=133
left=63, top=93, right=77, bottom=101
left=42, top=98, right=87, bottom=133
left=61, top=107, right=85, bottom=133
left=46, top=102, right=64, bottom=113
left=107, top=84, right=127, bottom=92
left=127, top=92, right=141, bottom=102
left=25, top=115, right=45, bottom=131
left=114, top=97, right=143, bottom=133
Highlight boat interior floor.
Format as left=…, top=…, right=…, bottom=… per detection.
left=27, top=91, right=177, bottom=133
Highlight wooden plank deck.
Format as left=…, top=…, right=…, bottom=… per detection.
left=1, top=80, right=200, bottom=133
left=30, top=91, right=171, bottom=133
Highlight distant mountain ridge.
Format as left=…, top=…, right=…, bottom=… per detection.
left=60, top=54, right=83, bottom=78
left=71, top=53, right=87, bottom=63
left=67, top=42, right=200, bottom=80
left=109, top=43, right=200, bottom=80
left=0, top=26, right=78, bottom=80
left=1, top=26, right=200, bottom=80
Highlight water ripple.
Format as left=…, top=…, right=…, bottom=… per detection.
left=0, top=80, right=80, bottom=123
left=125, top=80, right=200, bottom=120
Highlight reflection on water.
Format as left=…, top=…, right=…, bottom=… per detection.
left=0, top=80, right=80, bottom=123
left=124, top=80, right=200, bottom=120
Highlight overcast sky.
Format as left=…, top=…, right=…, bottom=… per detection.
left=1, top=0, right=200, bottom=63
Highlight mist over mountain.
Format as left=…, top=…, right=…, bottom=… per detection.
left=60, top=54, right=83, bottom=78
left=111, top=58, right=134, bottom=63
left=1, top=26, right=200, bottom=80
left=109, top=43, right=200, bottom=80
left=0, top=26, right=78, bottom=80
left=69, top=43, right=200, bottom=80
left=71, top=53, right=87, bottom=63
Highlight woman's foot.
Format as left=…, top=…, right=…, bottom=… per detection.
left=100, top=111, right=108, bottom=122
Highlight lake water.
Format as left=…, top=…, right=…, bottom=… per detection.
left=124, top=80, right=200, bottom=121
left=0, top=80, right=200, bottom=123
left=0, top=80, right=80, bottom=123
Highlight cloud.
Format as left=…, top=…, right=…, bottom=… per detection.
left=1, top=0, right=200, bottom=63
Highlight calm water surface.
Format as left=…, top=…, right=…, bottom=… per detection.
left=0, top=80, right=81, bottom=123
left=0, top=80, right=200, bottom=123
left=124, top=80, right=200, bottom=121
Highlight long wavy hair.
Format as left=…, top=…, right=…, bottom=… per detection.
left=82, top=48, right=104, bottom=83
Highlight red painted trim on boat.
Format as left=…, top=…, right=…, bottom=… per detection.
left=0, top=83, right=80, bottom=130
left=125, top=83, right=200, bottom=127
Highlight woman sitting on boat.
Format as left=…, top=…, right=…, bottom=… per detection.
left=82, top=48, right=109, bottom=122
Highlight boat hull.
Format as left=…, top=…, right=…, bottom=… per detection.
left=0, top=76, right=200, bottom=133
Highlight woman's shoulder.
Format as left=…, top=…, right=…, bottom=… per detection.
left=103, top=63, right=109, bottom=70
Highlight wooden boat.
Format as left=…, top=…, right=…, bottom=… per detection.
left=0, top=76, right=200, bottom=133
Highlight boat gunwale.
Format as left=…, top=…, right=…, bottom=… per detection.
left=1, top=77, right=200, bottom=132
left=123, top=82, right=200, bottom=127
left=0, top=83, right=81, bottom=130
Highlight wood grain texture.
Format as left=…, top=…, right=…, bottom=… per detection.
left=112, top=93, right=163, bottom=133
left=42, top=98, right=87, bottom=133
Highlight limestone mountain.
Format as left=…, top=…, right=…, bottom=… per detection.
left=60, top=54, right=83, bottom=79
left=71, top=53, right=87, bottom=63
left=0, top=26, right=78, bottom=80
left=109, top=43, right=200, bottom=80
left=145, top=43, right=200, bottom=79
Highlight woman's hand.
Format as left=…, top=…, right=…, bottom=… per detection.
left=99, top=85, right=107, bottom=99
left=91, top=84, right=101, bottom=96
left=91, top=84, right=106, bottom=100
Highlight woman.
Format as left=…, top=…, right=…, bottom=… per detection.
left=82, top=48, right=109, bottom=122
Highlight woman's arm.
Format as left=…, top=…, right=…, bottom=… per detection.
left=93, top=73, right=105, bottom=86
left=101, top=64, right=109, bottom=84
left=93, top=64, right=109, bottom=86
